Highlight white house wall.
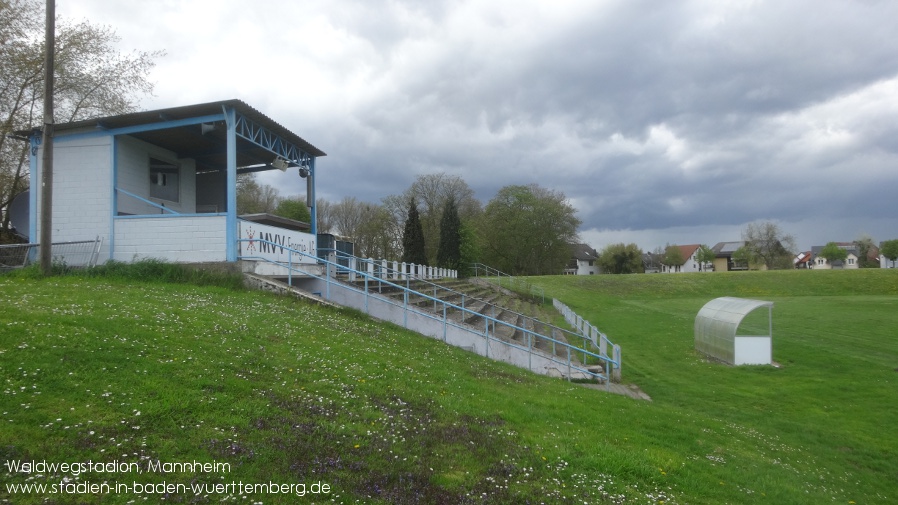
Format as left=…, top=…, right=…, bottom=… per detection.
left=662, top=251, right=704, bottom=273
left=575, top=259, right=597, bottom=275
left=812, top=253, right=860, bottom=270
left=34, top=135, right=113, bottom=259
left=113, top=215, right=227, bottom=263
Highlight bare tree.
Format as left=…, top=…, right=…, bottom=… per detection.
left=236, top=174, right=280, bottom=214
left=315, top=198, right=335, bottom=234
left=854, top=234, right=877, bottom=268
left=0, top=0, right=163, bottom=238
left=330, top=196, right=366, bottom=239
left=400, top=173, right=481, bottom=263
left=742, top=221, right=797, bottom=270
left=355, top=204, right=399, bottom=259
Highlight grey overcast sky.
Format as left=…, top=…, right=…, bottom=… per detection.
left=59, top=0, right=898, bottom=252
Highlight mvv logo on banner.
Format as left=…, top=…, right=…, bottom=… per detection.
left=239, top=221, right=317, bottom=264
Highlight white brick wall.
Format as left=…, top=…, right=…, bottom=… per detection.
left=113, top=215, right=228, bottom=263
left=34, top=137, right=112, bottom=258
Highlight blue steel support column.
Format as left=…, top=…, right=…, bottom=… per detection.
left=109, top=136, right=118, bottom=261
left=225, top=106, right=238, bottom=262
left=28, top=134, right=40, bottom=243
left=309, top=157, right=317, bottom=236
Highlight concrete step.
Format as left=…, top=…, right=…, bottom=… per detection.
left=346, top=276, right=586, bottom=365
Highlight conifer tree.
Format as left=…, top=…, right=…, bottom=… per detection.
left=402, top=198, right=428, bottom=266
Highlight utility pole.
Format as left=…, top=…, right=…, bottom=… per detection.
left=39, top=0, right=55, bottom=275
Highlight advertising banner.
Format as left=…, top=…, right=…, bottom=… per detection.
left=239, top=220, right=317, bottom=265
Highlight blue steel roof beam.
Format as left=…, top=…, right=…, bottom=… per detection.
left=65, top=113, right=228, bottom=142
left=179, top=142, right=272, bottom=164
left=234, top=112, right=311, bottom=164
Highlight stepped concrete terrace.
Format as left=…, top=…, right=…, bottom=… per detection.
left=248, top=266, right=644, bottom=398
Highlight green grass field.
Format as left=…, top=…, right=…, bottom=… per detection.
left=1, top=266, right=896, bottom=504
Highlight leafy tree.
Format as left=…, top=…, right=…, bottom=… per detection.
left=457, top=221, right=481, bottom=277
left=402, top=198, right=427, bottom=266
left=662, top=244, right=685, bottom=271
left=0, top=0, right=162, bottom=239
left=477, top=184, right=580, bottom=276
left=597, top=243, right=643, bottom=274
left=732, top=246, right=752, bottom=270
left=696, top=244, right=716, bottom=271
left=818, top=242, right=848, bottom=266
left=880, top=239, right=898, bottom=268
left=742, top=221, right=797, bottom=270
left=274, top=197, right=311, bottom=223
left=436, top=196, right=461, bottom=270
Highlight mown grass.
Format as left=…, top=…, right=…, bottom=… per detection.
left=1, top=266, right=896, bottom=504
left=531, top=269, right=898, bottom=504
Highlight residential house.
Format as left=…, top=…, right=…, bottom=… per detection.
left=565, top=243, right=599, bottom=275
left=810, top=245, right=857, bottom=269
left=661, top=244, right=709, bottom=273
left=811, top=242, right=879, bottom=269
left=794, top=251, right=813, bottom=269
left=711, top=241, right=749, bottom=272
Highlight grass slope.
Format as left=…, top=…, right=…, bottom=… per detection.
left=1, top=267, right=896, bottom=504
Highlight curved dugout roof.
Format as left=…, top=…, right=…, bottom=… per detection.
left=694, top=297, right=773, bottom=364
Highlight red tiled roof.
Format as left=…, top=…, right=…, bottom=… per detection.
left=677, top=244, right=701, bottom=263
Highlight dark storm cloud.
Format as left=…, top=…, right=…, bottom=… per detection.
left=60, top=0, right=898, bottom=247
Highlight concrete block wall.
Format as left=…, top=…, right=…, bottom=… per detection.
left=113, top=216, right=227, bottom=263
left=34, top=137, right=112, bottom=258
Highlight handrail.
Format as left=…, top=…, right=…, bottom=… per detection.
left=469, top=263, right=545, bottom=303
left=239, top=239, right=618, bottom=383
left=553, top=299, right=621, bottom=381
left=115, top=188, right=181, bottom=215
left=324, top=253, right=597, bottom=360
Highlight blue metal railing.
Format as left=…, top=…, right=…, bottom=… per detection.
left=553, top=299, right=621, bottom=381
left=469, top=262, right=620, bottom=377
left=323, top=252, right=605, bottom=361
left=115, top=188, right=182, bottom=215
left=240, top=240, right=618, bottom=383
